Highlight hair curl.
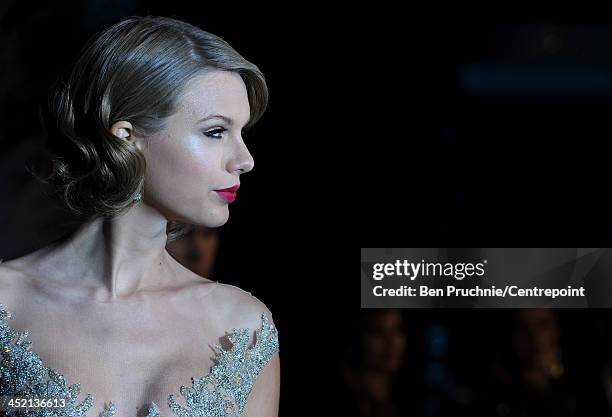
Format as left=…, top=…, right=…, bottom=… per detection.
left=37, top=15, right=268, bottom=242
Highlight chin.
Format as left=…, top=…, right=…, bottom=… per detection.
left=169, top=201, right=230, bottom=228
left=205, top=218, right=229, bottom=228
left=165, top=208, right=229, bottom=229
left=202, top=209, right=230, bottom=228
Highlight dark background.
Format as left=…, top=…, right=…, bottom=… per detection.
left=361, top=14, right=612, bottom=248
left=353, top=10, right=612, bottom=416
left=331, top=308, right=612, bottom=417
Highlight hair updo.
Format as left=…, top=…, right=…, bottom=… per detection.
left=39, top=15, right=268, bottom=241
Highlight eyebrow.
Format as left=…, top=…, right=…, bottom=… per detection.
left=197, top=114, right=250, bottom=128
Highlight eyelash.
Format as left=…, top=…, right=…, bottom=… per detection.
left=204, top=128, right=227, bottom=139
left=203, top=128, right=249, bottom=140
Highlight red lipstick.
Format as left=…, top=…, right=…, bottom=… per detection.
left=215, top=184, right=240, bottom=203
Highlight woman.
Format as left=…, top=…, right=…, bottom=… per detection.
left=0, top=15, right=279, bottom=417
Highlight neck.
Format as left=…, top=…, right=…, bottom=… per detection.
left=43, top=204, right=184, bottom=301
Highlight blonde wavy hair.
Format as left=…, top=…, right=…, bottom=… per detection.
left=38, top=15, right=268, bottom=241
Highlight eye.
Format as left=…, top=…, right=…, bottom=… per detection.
left=203, top=127, right=227, bottom=139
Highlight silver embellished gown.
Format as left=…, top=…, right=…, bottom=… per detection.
left=0, top=300, right=279, bottom=417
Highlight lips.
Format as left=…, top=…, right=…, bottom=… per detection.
left=215, top=184, right=240, bottom=203
left=215, top=184, right=240, bottom=193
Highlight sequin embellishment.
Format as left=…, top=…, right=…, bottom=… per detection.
left=0, top=302, right=279, bottom=417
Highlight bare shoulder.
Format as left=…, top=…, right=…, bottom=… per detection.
left=0, top=245, right=54, bottom=286
left=0, top=257, right=29, bottom=288
left=0, top=257, right=35, bottom=314
left=213, top=282, right=281, bottom=416
left=212, top=282, right=277, bottom=335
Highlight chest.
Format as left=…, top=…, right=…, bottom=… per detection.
left=1, top=281, right=228, bottom=417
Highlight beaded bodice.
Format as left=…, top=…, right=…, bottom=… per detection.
left=0, top=300, right=279, bottom=417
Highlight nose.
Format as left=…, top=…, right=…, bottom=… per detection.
left=227, top=138, right=254, bottom=174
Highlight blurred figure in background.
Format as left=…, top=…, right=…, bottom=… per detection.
left=166, top=226, right=219, bottom=278
left=340, top=309, right=408, bottom=417
left=477, top=308, right=578, bottom=417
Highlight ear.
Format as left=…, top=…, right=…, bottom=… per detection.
left=110, top=120, right=132, bottom=139
left=110, top=121, right=144, bottom=152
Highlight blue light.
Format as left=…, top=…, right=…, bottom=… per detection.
left=426, top=325, right=449, bottom=357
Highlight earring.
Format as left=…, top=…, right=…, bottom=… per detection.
left=134, top=193, right=142, bottom=202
